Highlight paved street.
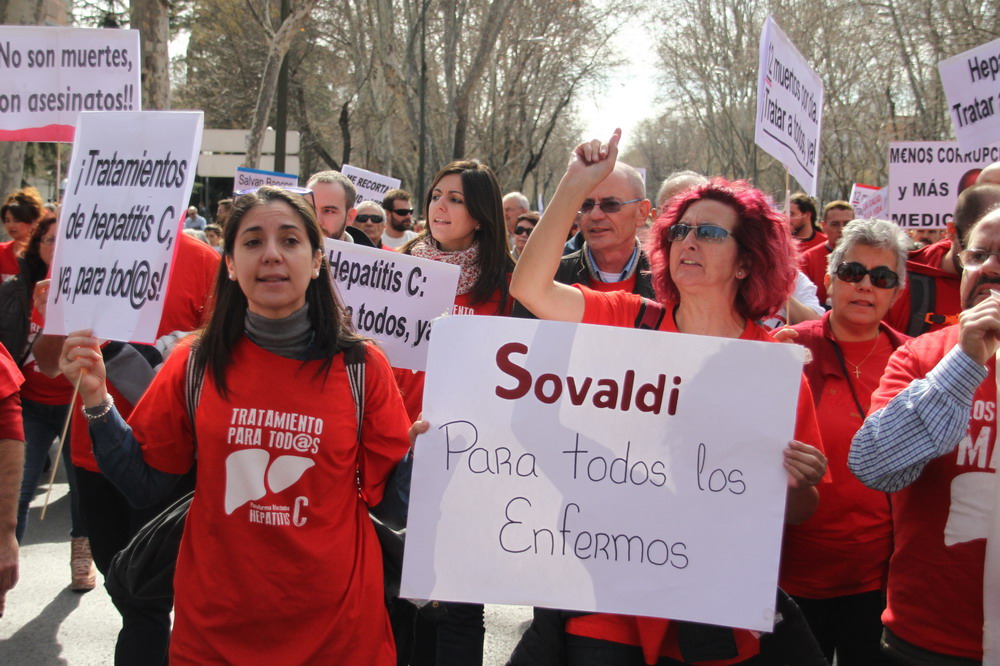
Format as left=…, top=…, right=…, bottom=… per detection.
left=0, top=473, right=531, bottom=665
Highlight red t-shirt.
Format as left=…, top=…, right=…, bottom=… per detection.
left=778, top=330, right=893, bottom=598
left=908, top=237, right=951, bottom=269
left=868, top=326, right=991, bottom=660
left=157, top=232, right=220, bottom=337
left=0, top=343, right=24, bottom=441
left=70, top=233, right=219, bottom=471
left=884, top=239, right=961, bottom=335
left=569, top=287, right=824, bottom=664
left=797, top=229, right=827, bottom=253
left=586, top=273, right=638, bottom=294
left=0, top=241, right=19, bottom=284
left=394, top=287, right=510, bottom=422
left=130, top=338, right=409, bottom=664
left=799, top=243, right=831, bottom=306
left=20, top=308, right=73, bottom=405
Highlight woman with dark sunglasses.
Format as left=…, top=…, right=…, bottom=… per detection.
left=508, top=130, right=828, bottom=664
left=512, top=212, right=539, bottom=259
left=774, top=218, right=910, bottom=665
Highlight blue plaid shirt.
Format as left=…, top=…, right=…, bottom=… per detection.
left=849, top=345, right=989, bottom=492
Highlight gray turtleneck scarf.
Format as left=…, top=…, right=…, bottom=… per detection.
left=243, top=303, right=313, bottom=359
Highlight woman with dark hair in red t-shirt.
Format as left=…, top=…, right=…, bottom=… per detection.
left=59, top=186, right=411, bottom=665
left=394, top=160, right=515, bottom=665
left=8, top=213, right=97, bottom=592
left=0, top=187, right=43, bottom=284
left=508, top=130, right=828, bottom=665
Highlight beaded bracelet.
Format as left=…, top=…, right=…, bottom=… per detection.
left=82, top=394, right=114, bottom=421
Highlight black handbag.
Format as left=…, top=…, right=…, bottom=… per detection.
left=105, top=490, right=193, bottom=601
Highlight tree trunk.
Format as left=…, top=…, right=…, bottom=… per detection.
left=0, top=0, right=44, bottom=209
left=339, top=101, right=352, bottom=167
left=244, top=0, right=319, bottom=168
left=130, top=0, right=172, bottom=110
left=451, top=0, right=516, bottom=159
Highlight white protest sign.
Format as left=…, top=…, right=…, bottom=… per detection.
left=888, top=141, right=1000, bottom=228
left=754, top=16, right=824, bottom=196
left=233, top=166, right=298, bottom=192
left=402, top=316, right=805, bottom=631
left=46, top=111, right=204, bottom=342
left=939, top=37, right=1000, bottom=151
left=325, top=239, right=459, bottom=371
left=0, top=27, right=140, bottom=142
left=341, top=164, right=401, bottom=207
left=849, top=183, right=888, bottom=219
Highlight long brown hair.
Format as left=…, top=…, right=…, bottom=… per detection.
left=402, top=160, right=513, bottom=312
left=195, top=186, right=363, bottom=397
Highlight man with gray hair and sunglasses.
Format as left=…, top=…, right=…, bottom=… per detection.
left=851, top=204, right=1000, bottom=663
left=511, top=161, right=654, bottom=317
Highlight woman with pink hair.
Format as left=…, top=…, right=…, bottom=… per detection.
left=508, top=130, right=828, bottom=664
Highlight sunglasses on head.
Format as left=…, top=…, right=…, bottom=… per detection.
left=393, top=208, right=414, bottom=216
left=579, top=198, right=641, bottom=215
left=355, top=214, right=384, bottom=224
left=234, top=185, right=316, bottom=210
left=514, top=225, right=533, bottom=236
left=835, top=262, right=900, bottom=289
left=667, top=223, right=732, bottom=243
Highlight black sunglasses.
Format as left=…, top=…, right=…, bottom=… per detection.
left=355, top=214, right=384, bottom=224
left=514, top=225, right=533, bottom=236
left=667, top=223, right=732, bottom=243
left=835, top=262, right=900, bottom=289
left=579, top=198, right=641, bottom=215
left=393, top=208, right=414, bottom=216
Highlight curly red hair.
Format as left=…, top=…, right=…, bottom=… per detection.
left=646, top=177, right=799, bottom=321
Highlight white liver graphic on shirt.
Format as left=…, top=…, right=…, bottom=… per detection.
left=945, top=471, right=996, bottom=546
left=225, top=449, right=316, bottom=514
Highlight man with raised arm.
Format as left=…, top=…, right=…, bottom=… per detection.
left=510, top=155, right=653, bottom=318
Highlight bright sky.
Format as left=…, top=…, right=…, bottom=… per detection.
left=575, top=20, right=659, bottom=153
left=172, top=18, right=659, bottom=153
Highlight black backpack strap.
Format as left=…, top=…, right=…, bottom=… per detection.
left=906, top=273, right=936, bottom=337
left=184, top=344, right=203, bottom=449
left=633, top=297, right=667, bottom=330
left=344, top=344, right=369, bottom=503
left=344, top=344, right=366, bottom=445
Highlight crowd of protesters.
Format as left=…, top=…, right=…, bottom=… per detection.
left=1, top=132, right=1000, bottom=666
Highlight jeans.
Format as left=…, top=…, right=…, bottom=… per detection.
left=75, top=465, right=196, bottom=666
left=16, top=398, right=84, bottom=543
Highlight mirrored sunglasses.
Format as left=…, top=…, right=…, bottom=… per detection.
left=667, top=223, right=732, bottom=243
